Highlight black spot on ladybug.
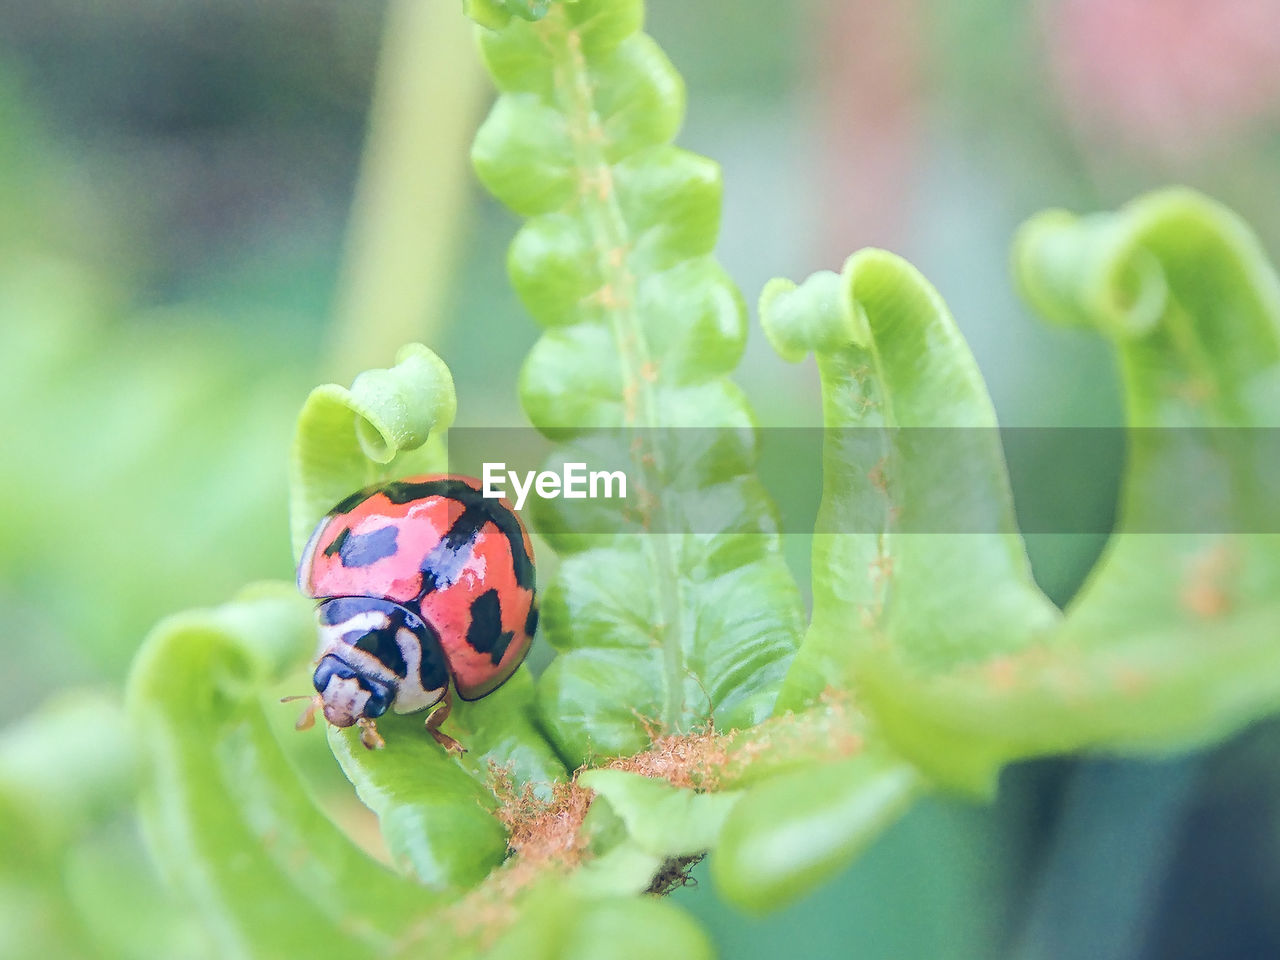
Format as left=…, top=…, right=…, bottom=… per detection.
left=417, top=504, right=489, bottom=596
left=376, top=479, right=471, bottom=506
left=466, top=589, right=514, bottom=665
left=417, top=620, right=451, bottom=693
left=334, top=524, right=399, bottom=568
left=322, top=527, right=350, bottom=558
left=524, top=602, right=539, bottom=638
left=329, top=486, right=378, bottom=516
left=348, top=623, right=408, bottom=679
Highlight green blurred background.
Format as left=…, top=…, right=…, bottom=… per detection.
left=2, top=0, right=1279, bottom=957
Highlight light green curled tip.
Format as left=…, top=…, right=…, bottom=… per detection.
left=759, top=269, right=869, bottom=363
left=289, top=342, right=456, bottom=559
left=128, top=583, right=432, bottom=958
left=463, top=0, right=514, bottom=29
left=1012, top=187, right=1280, bottom=343
left=348, top=343, right=457, bottom=461
left=763, top=246, right=1058, bottom=791
left=1013, top=206, right=1167, bottom=340
left=463, top=0, right=558, bottom=28
left=129, top=581, right=317, bottom=691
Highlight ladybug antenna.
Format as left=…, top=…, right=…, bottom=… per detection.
left=281, top=694, right=323, bottom=731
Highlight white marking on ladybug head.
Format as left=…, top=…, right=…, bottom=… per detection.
left=316, top=609, right=394, bottom=658
left=319, top=675, right=370, bottom=728
left=335, top=609, right=394, bottom=633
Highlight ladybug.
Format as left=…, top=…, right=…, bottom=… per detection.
left=290, top=474, right=537, bottom=753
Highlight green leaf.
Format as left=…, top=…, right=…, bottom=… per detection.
left=473, top=885, right=716, bottom=960
left=289, top=342, right=456, bottom=558
left=761, top=250, right=1060, bottom=789
left=579, top=768, right=740, bottom=858
left=484, top=885, right=715, bottom=960
left=326, top=667, right=565, bottom=890
left=568, top=818, right=665, bottom=897
left=712, top=751, right=922, bottom=912
left=860, top=191, right=1280, bottom=765
left=557, top=896, right=714, bottom=960
left=993, top=188, right=1280, bottom=749
left=472, top=0, right=803, bottom=765
left=127, top=582, right=434, bottom=958
left=765, top=189, right=1280, bottom=793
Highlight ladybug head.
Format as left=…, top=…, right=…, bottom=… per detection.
left=304, top=595, right=431, bottom=739
left=311, top=654, right=394, bottom=727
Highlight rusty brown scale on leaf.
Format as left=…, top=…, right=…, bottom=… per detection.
left=442, top=702, right=866, bottom=947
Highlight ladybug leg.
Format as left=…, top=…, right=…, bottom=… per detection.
left=284, top=694, right=322, bottom=731
left=426, top=688, right=466, bottom=756
left=357, top=718, right=385, bottom=750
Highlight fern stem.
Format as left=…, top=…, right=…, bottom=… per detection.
left=540, top=7, right=687, bottom=733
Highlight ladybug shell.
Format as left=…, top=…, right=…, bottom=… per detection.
left=299, top=474, right=536, bottom=701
